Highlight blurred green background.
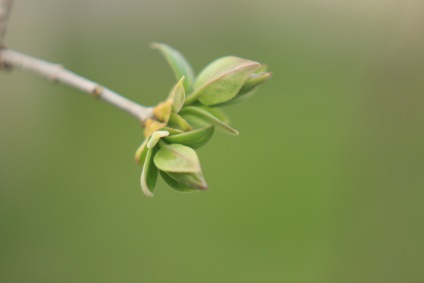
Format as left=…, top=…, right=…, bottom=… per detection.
left=1, top=0, right=423, bottom=282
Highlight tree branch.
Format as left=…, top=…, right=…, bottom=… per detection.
left=0, top=0, right=12, bottom=46
left=0, top=0, right=153, bottom=123
left=1, top=49, right=154, bottom=123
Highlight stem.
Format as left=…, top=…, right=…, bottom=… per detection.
left=0, top=0, right=153, bottom=124
left=1, top=48, right=154, bottom=123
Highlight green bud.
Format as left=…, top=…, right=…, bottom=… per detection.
left=185, top=56, right=260, bottom=106
left=154, top=141, right=201, bottom=173
left=164, top=126, right=214, bottom=149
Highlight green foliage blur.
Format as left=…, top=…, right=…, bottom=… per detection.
left=1, top=0, right=423, bottom=282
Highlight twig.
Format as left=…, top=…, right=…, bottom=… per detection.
left=0, top=0, right=153, bottom=123
left=0, top=49, right=154, bottom=123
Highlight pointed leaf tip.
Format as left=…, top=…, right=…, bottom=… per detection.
left=151, top=42, right=195, bottom=92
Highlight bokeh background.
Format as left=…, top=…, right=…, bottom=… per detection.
left=1, top=0, right=423, bottom=282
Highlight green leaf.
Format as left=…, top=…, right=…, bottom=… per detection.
left=140, top=148, right=158, bottom=197
left=160, top=171, right=199, bottom=192
left=151, top=43, right=195, bottom=92
left=147, top=130, right=169, bottom=149
left=154, top=141, right=201, bottom=173
left=168, top=113, right=193, bottom=131
left=217, top=72, right=272, bottom=106
left=254, top=64, right=268, bottom=74
left=135, top=139, right=148, bottom=164
left=165, top=171, right=208, bottom=190
left=196, top=105, right=230, bottom=124
left=180, top=106, right=239, bottom=136
left=178, top=113, right=211, bottom=129
left=186, top=56, right=260, bottom=105
left=169, top=76, right=186, bottom=113
left=238, top=72, right=272, bottom=96
left=164, top=126, right=214, bottom=149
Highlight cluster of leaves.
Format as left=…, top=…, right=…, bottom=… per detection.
left=135, top=43, right=272, bottom=197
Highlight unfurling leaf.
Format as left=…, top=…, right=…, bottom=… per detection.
left=147, top=130, right=169, bottom=149
left=169, top=77, right=185, bottom=113
left=151, top=43, right=195, bottom=92
left=140, top=148, right=158, bottom=197
left=186, top=57, right=260, bottom=105
left=165, top=126, right=214, bottom=149
left=180, top=106, right=239, bottom=135
left=160, top=171, right=199, bottom=192
left=154, top=142, right=201, bottom=173
left=166, top=171, right=208, bottom=190
left=168, top=113, right=192, bottom=131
